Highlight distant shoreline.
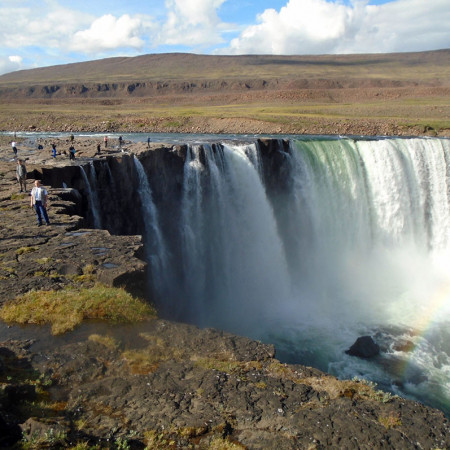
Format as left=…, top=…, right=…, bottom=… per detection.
left=0, top=115, right=447, bottom=139
left=2, top=129, right=449, bottom=144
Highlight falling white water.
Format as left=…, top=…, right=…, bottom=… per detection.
left=179, top=143, right=291, bottom=329
left=88, top=163, right=103, bottom=227
left=272, top=137, right=450, bottom=413
left=158, top=137, right=450, bottom=414
left=279, top=138, right=450, bottom=328
left=104, top=162, right=117, bottom=194
left=79, top=165, right=102, bottom=229
left=133, top=156, right=171, bottom=300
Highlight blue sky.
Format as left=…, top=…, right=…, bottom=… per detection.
left=1, top=0, right=449, bottom=75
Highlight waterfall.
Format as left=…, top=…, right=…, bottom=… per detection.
left=88, top=163, right=103, bottom=228
left=278, top=138, right=450, bottom=329
left=79, top=165, right=102, bottom=229
left=276, top=137, right=450, bottom=414
left=154, top=136, right=450, bottom=414
left=104, top=162, right=117, bottom=194
left=133, top=156, right=171, bottom=302
left=179, top=142, right=291, bottom=329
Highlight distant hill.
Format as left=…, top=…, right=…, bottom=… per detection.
left=0, top=50, right=449, bottom=137
left=0, top=50, right=449, bottom=100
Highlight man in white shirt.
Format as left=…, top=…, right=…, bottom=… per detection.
left=11, top=141, right=17, bottom=157
left=30, top=180, right=50, bottom=226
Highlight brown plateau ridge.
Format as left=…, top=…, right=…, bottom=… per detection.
left=0, top=50, right=449, bottom=136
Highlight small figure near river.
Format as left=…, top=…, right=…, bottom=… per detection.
left=16, top=159, right=27, bottom=192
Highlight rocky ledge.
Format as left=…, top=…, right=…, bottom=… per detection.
left=0, top=139, right=449, bottom=449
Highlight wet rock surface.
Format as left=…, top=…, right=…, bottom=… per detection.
left=1, top=326, right=450, bottom=449
left=0, top=139, right=449, bottom=448
left=346, top=336, right=381, bottom=359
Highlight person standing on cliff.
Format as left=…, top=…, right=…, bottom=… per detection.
left=30, top=180, right=50, bottom=226
left=16, top=159, right=27, bottom=192
left=11, top=141, right=18, bottom=157
left=51, top=143, right=57, bottom=158
left=104, top=136, right=108, bottom=148
left=147, top=136, right=151, bottom=148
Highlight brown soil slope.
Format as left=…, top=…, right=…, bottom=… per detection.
left=0, top=50, right=449, bottom=136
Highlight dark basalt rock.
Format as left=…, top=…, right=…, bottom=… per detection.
left=346, top=335, right=381, bottom=358
left=0, top=325, right=449, bottom=449
left=0, top=414, right=21, bottom=448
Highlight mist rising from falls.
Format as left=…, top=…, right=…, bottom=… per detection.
left=277, top=138, right=450, bottom=331
left=134, top=136, right=450, bottom=413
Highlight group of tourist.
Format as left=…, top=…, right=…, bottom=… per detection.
left=50, top=141, right=76, bottom=160
left=11, top=133, right=101, bottom=228
left=11, top=139, right=51, bottom=227
left=14, top=158, right=50, bottom=227
left=10, top=133, right=132, bottom=228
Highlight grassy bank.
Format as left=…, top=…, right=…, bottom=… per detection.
left=0, top=284, right=156, bottom=335
left=1, top=92, right=449, bottom=136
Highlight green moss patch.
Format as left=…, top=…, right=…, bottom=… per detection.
left=0, top=284, right=156, bottom=335
left=16, top=246, right=39, bottom=255
left=122, top=334, right=184, bottom=374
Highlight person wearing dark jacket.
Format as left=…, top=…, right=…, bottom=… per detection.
left=16, top=159, right=27, bottom=192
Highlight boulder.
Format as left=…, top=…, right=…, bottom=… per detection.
left=345, top=335, right=380, bottom=358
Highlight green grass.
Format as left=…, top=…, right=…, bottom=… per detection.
left=16, top=246, right=39, bottom=255
left=378, top=412, right=402, bottom=429
left=0, top=88, right=448, bottom=135
left=121, top=334, right=184, bottom=374
left=0, top=284, right=156, bottom=335
left=11, top=192, right=27, bottom=201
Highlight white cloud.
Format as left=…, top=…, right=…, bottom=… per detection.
left=222, top=0, right=450, bottom=55
left=9, top=55, right=23, bottom=64
left=0, top=3, right=90, bottom=49
left=70, top=14, right=147, bottom=53
left=169, top=0, right=226, bottom=26
left=156, top=0, right=230, bottom=47
left=0, top=56, right=23, bottom=75
left=0, top=2, right=155, bottom=73
left=351, top=0, right=450, bottom=54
